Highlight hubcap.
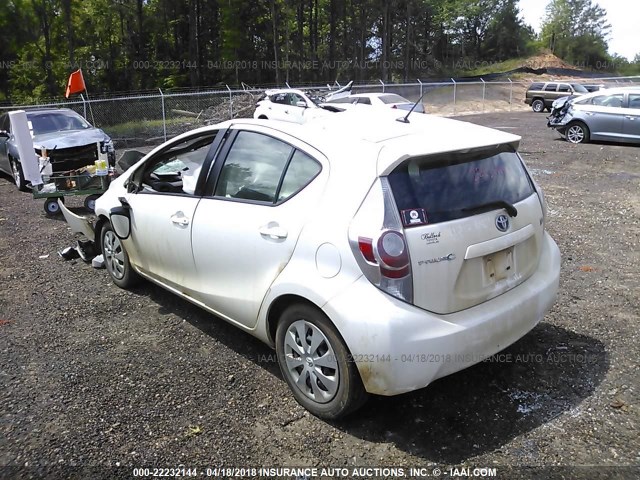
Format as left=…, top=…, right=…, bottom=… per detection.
left=103, top=230, right=126, bottom=280
left=567, top=125, right=584, bottom=143
left=283, top=320, right=339, bottom=403
left=533, top=102, right=543, bottom=112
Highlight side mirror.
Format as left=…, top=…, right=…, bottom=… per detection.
left=296, top=100, right=307, bottom=108
left=110, top=201, right=131, bottom=239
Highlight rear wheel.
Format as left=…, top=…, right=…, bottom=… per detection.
left=531, top=99, right=545, bottom=113
left=101, top=222, right=140, bottom=289
left=275, top=304, right=368, bottom=419
left=565, top=121, right=590, bottom=144
left=11, top=158, right=28, bottom=192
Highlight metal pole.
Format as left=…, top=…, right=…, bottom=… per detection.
left=481, top=78, right=486, bottom=112
left=451, top=78, right=456, bottom=114
left=417, top=79, right=423, bottom=99
left=508, top=78, right=513, bottom=111
left=159, top=88, right=167, bottom=142
left=226, top=84, right=232, bottom=119
left=80, top=94, right=87, bottom=119
left=285, top=82, right=291, bottom=89
left=379, top=79, right=385, bottom=92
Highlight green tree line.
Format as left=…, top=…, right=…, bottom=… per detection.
left=0, top=0, right=633, bottom=102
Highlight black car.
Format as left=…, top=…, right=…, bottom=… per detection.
left=0, top=108, right=115, bottom=191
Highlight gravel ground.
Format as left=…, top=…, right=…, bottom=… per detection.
left=0, top=112, right=638, bottom=480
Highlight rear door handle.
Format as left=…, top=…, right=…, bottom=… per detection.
left=259, top=224, right=288, bottom=239
left=170, top=212, right=190, bottom=227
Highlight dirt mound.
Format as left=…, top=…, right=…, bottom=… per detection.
left=520, top=51, right=578, bottom=71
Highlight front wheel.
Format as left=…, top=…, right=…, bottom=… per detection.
left=11, top=158, right=28, bottom=192
left=565, top=121, right=590, bottom=144
left=275, top=304, right=368, bottom=419
left=101, top=222, right=141, bottom=289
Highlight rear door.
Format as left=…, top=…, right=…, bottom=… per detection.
left=190, top=127, right=327, bottom=327
left=578, top=93, right=625, bottom=140
left=386, top=145, right=543, bottom=314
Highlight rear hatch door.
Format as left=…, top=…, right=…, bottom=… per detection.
left=386, top=144, right=544, bottom=314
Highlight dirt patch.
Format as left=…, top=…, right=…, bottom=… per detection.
left=0, top=112, right=638, bottom=479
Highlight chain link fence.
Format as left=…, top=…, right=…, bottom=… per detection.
left=1, top=76, right=638, bottom=151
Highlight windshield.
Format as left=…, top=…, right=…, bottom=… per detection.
left=571, top=84, right=588, bottom=93
left=27, top=110, right=92, bottom=135
left=388, top=146, right=535, bottom=224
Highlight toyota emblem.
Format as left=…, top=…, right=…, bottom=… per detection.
left=495, top=214, right=509, bottom=232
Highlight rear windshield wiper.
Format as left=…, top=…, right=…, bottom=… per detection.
left=462, top=200, right=518, bottom=217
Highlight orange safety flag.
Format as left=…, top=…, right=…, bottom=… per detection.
left=65, top=69, right=86, bottom=98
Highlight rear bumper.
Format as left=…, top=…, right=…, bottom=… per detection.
left=323, top=232, right=561, bottom=396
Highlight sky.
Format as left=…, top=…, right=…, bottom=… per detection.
left=518, top=0, right=639, bottom=61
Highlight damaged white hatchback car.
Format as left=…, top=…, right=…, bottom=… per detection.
left=73, top=110, right=560, bottom=419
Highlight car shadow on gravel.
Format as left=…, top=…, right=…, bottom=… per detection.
left=335, top=322, right=608, bottom=464
left=126, top=283, right=608, bottom=465
left=140, top=282, right=282, bottom=377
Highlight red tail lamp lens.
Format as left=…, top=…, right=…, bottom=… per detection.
left=358, top=237, right=376, bottom=263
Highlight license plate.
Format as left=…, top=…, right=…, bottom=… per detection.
left=484, top=247, right=514, bottom=283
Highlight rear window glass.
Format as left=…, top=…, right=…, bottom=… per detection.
left=379, top=94, right=407, bottom=104
left=388, top=147, right=535, bottom=224
left=529, top=83, right=544, bottom=91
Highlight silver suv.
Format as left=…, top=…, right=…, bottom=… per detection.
left=525, top=82, right=588, bottom=112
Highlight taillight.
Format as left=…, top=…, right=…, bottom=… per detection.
left=349, top=178, right=413, bottom=303
left=377, top=231, right=410, bottom=278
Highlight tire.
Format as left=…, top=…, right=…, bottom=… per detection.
left=84, top=194, right=100, bottom=213
left=275, top=304, right=368, bottom=419
left=44, top=197, right=63, bottom=216
left=565, top=121, right=590, bottom=144
left=10, top=157, right=28, bottom=192
left=101, top=222, right=141, bottom=289
left=531, top=99, right=545, bottom=113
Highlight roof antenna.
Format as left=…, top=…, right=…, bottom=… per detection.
left=396, top=86, right=429, bottom=124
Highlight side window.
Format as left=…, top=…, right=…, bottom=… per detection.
left=591, top=94, right=624, bottom=108
left=0, top=114, right=8, bottom=132
left=544, top=83, right=558, bottom=92
left=291, top=93, right=306, bottom=106
left=214, top=131, right=293, bottom=203
left=270, top=93, right=288, bottom=105
left=356, top=97, right=372, bottom=105
left=277, top=150, right=321, bottom=202
left=557, top=84, right=571, bottom=93
left=628, top=94, right=640, bottom=109
left=140, top=132, right=216, bottom=195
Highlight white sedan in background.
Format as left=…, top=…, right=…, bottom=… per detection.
left=326, top=92, right=426, bottom=113
left=253, top=83, right=352, bottom=124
